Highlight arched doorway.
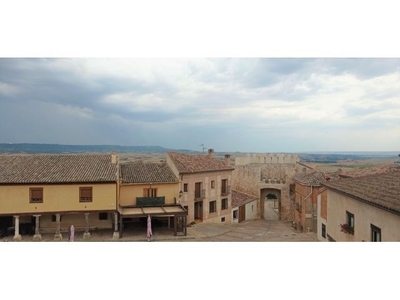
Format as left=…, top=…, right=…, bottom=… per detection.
left=261, top=188, right=281, bottom=220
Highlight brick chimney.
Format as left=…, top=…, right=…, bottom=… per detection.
left=208, top=148, right=214, bottom=157
left=224, top=154, right=231, bottom=166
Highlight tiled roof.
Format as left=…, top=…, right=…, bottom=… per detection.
left=323, top=169, right=400, bottom=214
left=120, top=161, right=178, bottom=184
left=340, top=164, right=400, bottom=178
left=0, top=153, right=117, bottom=184
left=232, top=190, right=258, bottom=208
left=293, top=171, right=326, bottom=185
left=167, top=152, right=234, bottom=173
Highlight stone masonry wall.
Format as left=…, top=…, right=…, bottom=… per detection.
left=232, top=154, right=300, bottom=221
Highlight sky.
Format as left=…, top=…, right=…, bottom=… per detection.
left=0, top=1, right=399, bottom=153
left=1, top=57, right=399, bottom=152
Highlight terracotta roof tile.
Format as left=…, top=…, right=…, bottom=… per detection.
left=340, top=164, right=400, bottom=178
left=232, top=190, right=258, bottom=208
left=323, top=169, right=400, bottom=214
left=120, top=161, right=178, bottom=184
left=0, top=153, right=117, bottom=184
left=167, top=152, right=234, bottom=173
left=293, top=171, right=340, bottom=185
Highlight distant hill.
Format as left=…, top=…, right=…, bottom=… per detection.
left=0, top=143, right=397, bottom=163
left=0, top=143, right=198, bottom=154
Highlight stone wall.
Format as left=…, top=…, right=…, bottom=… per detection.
left=232, top=153, right=301, bottom=221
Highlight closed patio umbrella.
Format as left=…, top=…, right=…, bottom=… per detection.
left=69, top=225, right=74, bottom=242
left=147, top=215, right=152, bottom=242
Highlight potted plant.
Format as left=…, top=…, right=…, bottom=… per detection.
left=340, top=223, right=354, bottom=235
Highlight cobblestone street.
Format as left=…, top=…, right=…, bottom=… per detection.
left=2, top=218, right=318, bottom=242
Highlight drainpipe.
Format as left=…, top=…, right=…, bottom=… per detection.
left=304, top=186, right=313, bottom=232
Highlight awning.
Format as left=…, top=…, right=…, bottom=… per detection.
left=118, top=204, right=187, bottom=217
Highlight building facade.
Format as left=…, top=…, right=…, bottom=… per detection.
left=0, top=153, right=118, bottom=240
left=167, top=149, right=235, bottom=224
left=319, top=169, right=400, bottom=242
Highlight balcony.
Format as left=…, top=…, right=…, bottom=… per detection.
left=194, top=189, right=205, bottom=201
left=136, top=196, right=165, bottom=207
left=221, top=186, right=231, bottom=196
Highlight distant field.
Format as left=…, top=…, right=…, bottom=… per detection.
left=314, top=158, right=399, bottom=173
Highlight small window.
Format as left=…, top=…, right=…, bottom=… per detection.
left=346, top=211, right=355, bottom=234
left=371, top=224, right=381, bottom=242
left=322, top=223, right=326, bottom=238
left=99, top=213, right=108, bottom=220
left=183, top=183, right=188, bottom=192
left=233, top=210, right=238, bottom=219
left=211, top=180, right=215, bottom=189
left=221, top=198, right=228, bottom=210
left=80, top=187, right=93, bottom=202
left=221, top=217, right=225, bottom=222
left=209, top=200, right=216, bottom=213
left=143, top=188, right=157, bottom=197
left=30, top=188, right=43, bottom=203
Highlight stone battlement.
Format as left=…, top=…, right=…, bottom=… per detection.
left=235, top=153, right=299, bottom=166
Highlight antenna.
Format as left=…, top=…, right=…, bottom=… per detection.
left=200, top=143, right=207, bottom=153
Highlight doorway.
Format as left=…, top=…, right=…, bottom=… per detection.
left=194, top=201, right=203, bottom=222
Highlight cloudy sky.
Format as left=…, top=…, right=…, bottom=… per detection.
left=0, top=58, right=399, bottom=152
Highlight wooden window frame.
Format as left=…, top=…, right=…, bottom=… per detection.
left=371, top=224, right=381, bottom=242
left=221, top=198, right=228, bottom=210
left=209, top=200, right=217, bottom=214
left=30, top=187, right=43, bottom=203
left=80, top=187, right=93, bottom=202
left=183, top=183, right=188, bottom=193
left=143, top=188, right=157, bottom=197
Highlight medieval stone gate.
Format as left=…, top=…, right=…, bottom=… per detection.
left=232, top=153, right=300, bottom=222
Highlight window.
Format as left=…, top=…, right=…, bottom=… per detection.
left=221, top=198, right=228, bottom=210
left=221, top=217, right=225, bottom=222
left=211, top=180, right=215, bottom=189
left=371, top=224, right=381, bottom=242
left=80, top=187, right=93, bottom=202
left=195, top=182, right=203, bottom=199
left=30, top=188, right=43, bottom=203
left=322, top=223, right=326, bottom=238
left=183, top=183, right=188, bottom=192
left=143, top=188, right=157, bottom=197
left=209, top=200, right=216, bottom=213
left=221, top=179, right=228, bottom=195
left=99, top=213, right=108, bottom=220
left=233, top=210, right=238, bottom=219
left=346, top=211, right=355, bottom=230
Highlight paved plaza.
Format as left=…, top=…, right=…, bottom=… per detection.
left=2, top=218, right=318, bottom=242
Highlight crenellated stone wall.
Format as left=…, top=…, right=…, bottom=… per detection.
left=232, top=153, right=301, bottom=221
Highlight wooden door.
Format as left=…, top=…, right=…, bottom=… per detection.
left=239, top=205, right=246, bottom=223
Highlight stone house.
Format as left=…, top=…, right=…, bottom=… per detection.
left=318, top=168, right=400, bottom=242
left=0, top=153, right=118, bottom=240
left=292, top=170, right=338, bottom=233
left=118, top=160, right=187, bottom=237
left=231, top=190, right=258, bottom=223
left=166, top=149, right=235, bottom=224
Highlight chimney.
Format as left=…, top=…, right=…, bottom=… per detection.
left=208, top=148, right=214, bottom=157
left=224, top=154, right=231, bottom=166
left=111, top=152, right=118, bottom=164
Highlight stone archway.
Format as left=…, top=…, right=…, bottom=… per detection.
left=261, top=188, right=281, bottom=220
